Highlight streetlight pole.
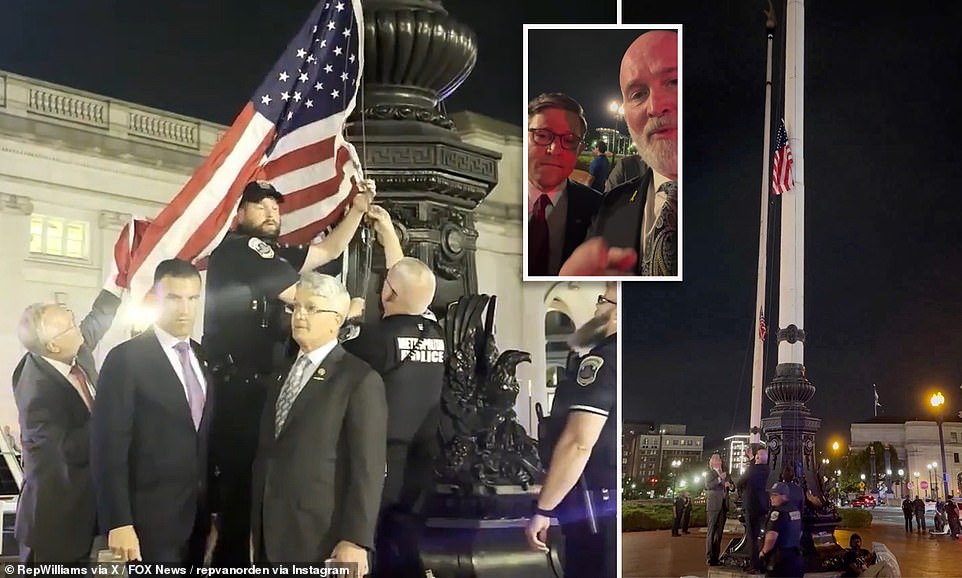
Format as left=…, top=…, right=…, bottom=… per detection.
left=670, top=459, right=681, bottom=497
left=608, top=101, right=625, bottom=156
left=931, top=392, right=950, bottom=501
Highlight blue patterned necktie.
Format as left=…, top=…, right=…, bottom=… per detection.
left=642, top=181, right=678, bottom=276
left=274, top=355, right=313, bottom=437
left=173, top=342, right=205, bottom=430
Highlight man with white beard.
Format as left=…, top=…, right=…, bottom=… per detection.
left=560, top=30, right=678, bottom=276
left=525, top=282, right=618, bottom=578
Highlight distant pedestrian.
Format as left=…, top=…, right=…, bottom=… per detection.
left=946, top=496, right=960, bottom=539
left=901, top=497, right=913, bottom=532
left=912, top=497, right=925, bottom=533
left=672, top=492, right=686, bottom=537
left=681, top=492, right=692, bottom=534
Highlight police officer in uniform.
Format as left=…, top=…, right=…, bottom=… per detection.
left=526, top=281, right=618, bottom=578
left=203, top=179, right=373, bottom=565
left=759, top=482, right=804, bottom=578
left=342, top=243, right=445, bottom=578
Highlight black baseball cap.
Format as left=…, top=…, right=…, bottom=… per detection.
left=239, top=181, right=283, bottom=205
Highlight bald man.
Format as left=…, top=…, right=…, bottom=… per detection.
left=560, top=30, right=678, bottom=276
left=342, top=256, right=444, bottom=578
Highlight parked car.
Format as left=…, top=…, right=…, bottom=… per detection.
left=851, top=495, right=877, bottom=508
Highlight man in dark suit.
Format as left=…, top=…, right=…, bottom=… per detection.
left=91, top=259, right=213, bottom=565
left=736, top=447, right=771, bottom=573
left=252, top=272, right=386, bottom=576
left=705, top=453, right=732, bottom=566
left=526, top=92, right=601, bottom=277
left=560, top=31, right=678, bottom=277
left=12, top=279, right=122, bottom=564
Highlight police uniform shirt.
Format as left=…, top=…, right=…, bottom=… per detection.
left=548, top=333, right=617, bottom=490
left=203, top=231, right=308, bottom=367
left=341, top=314, right=445, bottom=444
left=767, top=504, right=802, bottom=550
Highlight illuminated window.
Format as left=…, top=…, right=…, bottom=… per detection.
left=29, top=215, right=89, bottom=260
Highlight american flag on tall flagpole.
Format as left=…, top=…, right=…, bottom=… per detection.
left=758, top=308, right=767, bottom=341
left=771, top=119, right=795, bottom=195
left=121, top=0, right=365, bottom=301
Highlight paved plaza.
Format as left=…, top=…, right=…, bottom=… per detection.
left=622, top=507, right=961, bottom=577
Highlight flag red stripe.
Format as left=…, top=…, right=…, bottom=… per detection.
left=277, top=146, right=353, bottom=213
left=174, top=128, right=278, bottom=261
left=261, top=136, right=337, bottom=181
left=128, top=104, right=258, bottom=274
left=277, top=148, right=356, bottom=245
left=279, top=195, right=353, bottom=246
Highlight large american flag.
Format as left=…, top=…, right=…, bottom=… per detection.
left=123, top=0, right=364, bottom=300
left=771, top=119, right=795, bottom=195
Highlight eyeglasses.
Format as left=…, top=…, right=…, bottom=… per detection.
left=597, top=295, right=617, bottom=306
left=291, top=303, right=340, bottom=317
left=528, top=128, right=584, bottom=151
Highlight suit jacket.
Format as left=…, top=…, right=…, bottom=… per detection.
left=604, top=154, right=649, bottom=193
left=736, top=462, right=770, bottom=515
left=252, top=345, right=387, bottom=564
left=533, top=179, right=601, bottom=276
left=705, top=469, right=730, bottom=513
left=587, top=168, right=655, bottom=275
left=12, top=289, right=120, bottom=560
left=90, top=328, right=214, bottom=554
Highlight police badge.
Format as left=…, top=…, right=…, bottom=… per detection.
left=576, top=355, right=604, bottom=386
left=248, top=237, right=275, bottom=259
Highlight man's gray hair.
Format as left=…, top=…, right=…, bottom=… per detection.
left=17, top=303, right=56, bottom=355
left=297, top=272, right=351, bottom=318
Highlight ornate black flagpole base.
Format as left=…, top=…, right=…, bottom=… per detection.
left=720, top=363, right=846, bottom=574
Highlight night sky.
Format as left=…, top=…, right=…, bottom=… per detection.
left=0, top=0, right=614, bottom=127
left=621, top=0, right=962, bottom=454
left=527, top=27, right=662, bottom=135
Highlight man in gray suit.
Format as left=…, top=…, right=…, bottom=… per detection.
left=704, top=453, right=731, bottom=566
left=12, top=276, right=122, bottom=564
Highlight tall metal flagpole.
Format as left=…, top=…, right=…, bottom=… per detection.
left=749, top=0, right=777, bottom=446
left=760, top=0, right=845, bottom=569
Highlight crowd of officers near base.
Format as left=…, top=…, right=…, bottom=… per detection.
left=11, top=180, right=619, bottom=576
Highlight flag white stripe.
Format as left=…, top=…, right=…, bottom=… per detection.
left=269, top=153, right=338, bottom=194
left=267, top=113, right=345, bottom=160
left=128, top=113, right=275, bottom=299
left=280, top=154, right=359, bottom=235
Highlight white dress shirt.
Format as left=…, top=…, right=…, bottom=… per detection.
left=289, top=338, right=339, bottom=392
left=43, top=355, right=94, bottom=405
left=154, top=325, right=207, bottom=402
left=527, top=180, right=565, bottom=219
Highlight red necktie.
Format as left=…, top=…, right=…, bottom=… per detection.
left=69, top=364, right=94, bottom=410
left=528, top=194, right=551, bottom=276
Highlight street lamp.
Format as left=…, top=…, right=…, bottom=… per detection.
left=897, top=469, right=904, bottom=500
left=670, top=459, right=681, bottom=496
left=931, top=391, right=950, bottom=501
left=608, top=100, right=626, bottom=155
